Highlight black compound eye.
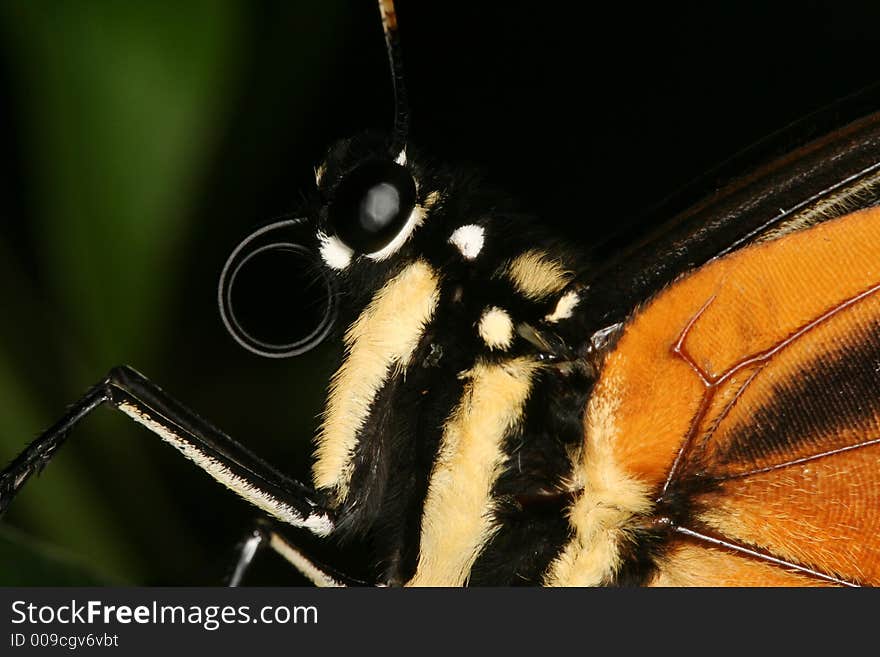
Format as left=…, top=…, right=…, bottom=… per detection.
left=328, top=159, right=417, bottom=254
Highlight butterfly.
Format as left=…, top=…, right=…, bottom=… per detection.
left=1, top=1, right=879, bottom=586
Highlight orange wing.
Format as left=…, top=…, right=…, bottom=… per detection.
left=592, top=205, right=880, bottom=586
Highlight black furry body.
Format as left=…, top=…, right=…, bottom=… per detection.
left=310, top=136, right=597, bottom=584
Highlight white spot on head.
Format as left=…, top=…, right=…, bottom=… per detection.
left=395, top=148, right=407, bottom=166
left=319, top=231, right=353, bottom=270
left=449, top=224, right=485, bottom=260
left=545, top=289, right=581, bottom=323
left=478, top=306, right=514, bottom=350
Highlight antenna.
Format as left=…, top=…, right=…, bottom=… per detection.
left=378, top=0, right=409, bottom=161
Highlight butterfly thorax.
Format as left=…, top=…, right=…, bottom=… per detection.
left=308, top=138, right=594, bottom=584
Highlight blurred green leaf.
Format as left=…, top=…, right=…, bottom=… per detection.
left=0, top=0, right=243, bottom=362
left=0, top=525, right=117, bottom=586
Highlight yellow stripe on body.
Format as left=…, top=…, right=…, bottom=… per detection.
left=505, top=249, right=573, bottom=301
left=313, top=260, right=440, bottom=502
left=543, top=391, right=651, bottom=586
left=408, top=357, right=540, bottom=586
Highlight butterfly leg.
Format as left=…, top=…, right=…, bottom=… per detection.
left=228, top=518, right=371, bottom=587
left=0, top=365, right=334, bottom=537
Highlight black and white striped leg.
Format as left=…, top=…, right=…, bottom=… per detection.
left=228, top=518, right=371, bottom=587
left=0, top=366, right=334, bottom=538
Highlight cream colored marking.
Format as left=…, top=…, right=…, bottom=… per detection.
left=506, top=249, right=573, bottom=300
left=318, top=231, right=354, bottom=270
left=118, top=402, right=333, bottom=537
left=423, top=190, right=441, bottom=209
left=269, top=534, right=345, bottom=587
left=478, top=306, right=514, bottom=350
left=408, top=358, right=540, bottom=586
left=395, top=148, right=407, bottom=166
left=367, top=203, right=426, bottom=261
left=448, top=224, right=485, bottom=260
left=314, top=162, right=327, bottom=186
left=545, top=289, right=580, bottom=323
left=314, top=260, right=440, bottom=499
left=543, top=384, right=652, bottom=586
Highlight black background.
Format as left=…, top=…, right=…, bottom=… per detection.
left=1, top=1, right=879, bottom=585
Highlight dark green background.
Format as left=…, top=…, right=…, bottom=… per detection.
left=1, top=1, right=879, bottom=584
